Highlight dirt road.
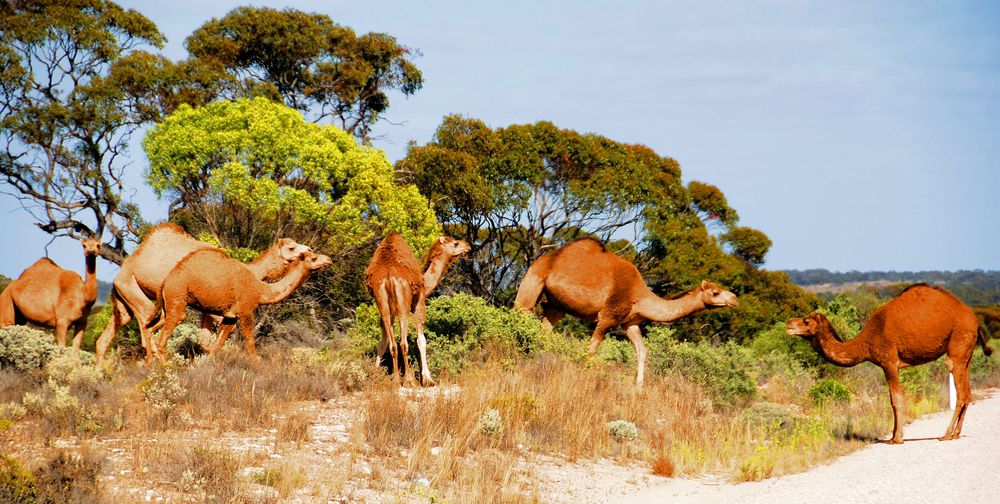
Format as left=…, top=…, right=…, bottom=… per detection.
left=619, top=389, right=1000, bottom=504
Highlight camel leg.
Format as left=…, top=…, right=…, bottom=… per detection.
left=941, top=346, right=975, bottom=440
left=392, top=279, right=417, bottom=387
left=413, top=299, right=436, bottom=387
left=71, top=318, right=87, bottom=359
left=625, top=324, right=648, bottom=389
left=96, top=294, right=131, bottom=366
left=513, top=262, right=546, bottom=312
left=883, top=367, right=906, bottom=444
left=540, top=305, right=564, bottom=331
left=212, top=320, right=238, bottom=354
left=198, top=313, right=219, bottom=351
left=111, top=275, right=159, bottom=365
left=587, top=319, right=614, bottom=355
left=154, top=297, right=188, bottom=361
left=238, top=313, right=258, bottom=358
left=372, top=281, right=396, bottom=376
left=54, top=319, right=70, bottom=347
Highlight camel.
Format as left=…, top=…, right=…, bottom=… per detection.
left=145, top=249, right=332, bottom=359
left=0, top=237, right=102, bottom=356
left=786, top=283, right=993, bottom=444
left=94, top=223, right=311, bottom=365
left=514, top=238, right=739, bottom=388
left=366, top=233, right=471, bottom=387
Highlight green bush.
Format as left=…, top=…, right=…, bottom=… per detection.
left=808, top=378, right=851, bottom=407
left=350, top=294, right=572, bottom=375
left=749, top=322, right=826, bottom=369
left=970, top=348, right=999, bottom=386
left=647, top=328, right=757, bottom=409
left=0, top=326, right=60, bottom=371
left=606, top=420, right=639, bottom=441
left=0, top=454, right=38, bottom=503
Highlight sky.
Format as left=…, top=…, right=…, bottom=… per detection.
left=2, top=0, right=999, bottom=282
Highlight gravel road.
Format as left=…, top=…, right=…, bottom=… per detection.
left=620, top=389, right=1000, bottom=504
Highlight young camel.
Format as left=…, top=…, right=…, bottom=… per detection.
left=146, top=249, right=332, bottom=358
left=366, top=233, right=471, bottom=387
left=0, top=238, right=101, bottom=357
left=514, top=238, right=739, bottom=388
left=786, top=284, right=993, bottom=444
left=94, top=223, right=311, bottom=365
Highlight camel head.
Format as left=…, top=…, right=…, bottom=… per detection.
left=786, top=312, right=829, bottom=338
left=437, top=236, right=471, bottom=259
left=80, top=237, right=101, bottom=257
left=697, top=280, right=739, bottom=308
left=275, top=238, right=312, bottom=263
left=302, top=251, right=333, bottom=271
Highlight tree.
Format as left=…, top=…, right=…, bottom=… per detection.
left=185, top=6, right=423, bottom=141
left=143, top=96, right=439, bottom=259
left=722, top=226, right=772, bottom=266
left=397, top=115, right=687, bottom=302
left=0, top=0, right=171, bottom=264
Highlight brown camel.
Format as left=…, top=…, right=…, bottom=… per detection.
left=366, top=233, right=471, bottom=386
left=786, top=283, right=993, bottom=444
left=145, top=249, right=332, bottom=359
left=514, top=238, right=739, bottom=387
left=0, top=238, right=101, bottom=356
left=94, top=223, right=311, bottom=365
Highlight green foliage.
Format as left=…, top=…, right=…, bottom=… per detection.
left=0, top=454, right=37, bottom=504
left=478, top=408, right=503, bottom=437
left=140, top=366, right=187, bottom=419
left=647, top=328, right=757, bottom=409
left=0, top=326, right=59, bottom=371
left=606, top=420, right=639, bottom=442
left=350, top=293, right=571, bottom=375
left=0, top=275, right=10, bottom=293
left=185, top=6, right=423, bottom=140
left=722, top=227, right=773, bottom=266
left=807, top=379, right=851, bottom=407
left=749, top=322, right=826, bottom=369
left=687, top=181, right=738, bottom=225
left=397, top=115, right=686, bottom=303
left=144, top=97, right=439, bottom=255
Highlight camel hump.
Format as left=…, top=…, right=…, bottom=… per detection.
left=31, top=257, right=60, bottom=268
left=367, top=232, right=422, bottom=280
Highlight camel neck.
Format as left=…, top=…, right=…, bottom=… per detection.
left=422, top=248, right=454, bottom=295
left=258, top=262, right=311, bottom=305
left=635, top=289, right=706, bottom=323
left=247, top=245, right=287, bottom=281
left=813, top=324, right=868, bottom=367
left=84, top=254, right=98, bottom=304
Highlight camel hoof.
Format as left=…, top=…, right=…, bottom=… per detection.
left=421, top=376, right=437, bottom=387
left=402, top=376, right=419, bottom=388
left=886, top=438, right=904, bottom=445
left=938, top=434, right=958, bottom=441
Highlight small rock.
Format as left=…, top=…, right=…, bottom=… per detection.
left=414, top=476, right=430, bottom=487
left=320, top=395, right=329, bottom=402
left=359, top=465, right=372, bottom=476
left=430, top=446, right=443, bottom=456
left=245, top=483, right=279, bottom=503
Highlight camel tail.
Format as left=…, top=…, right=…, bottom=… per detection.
left=513, top=260, right=547, bottom=312
left=979, top=323, right=993, bottom=357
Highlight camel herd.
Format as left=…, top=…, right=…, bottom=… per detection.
left=0, top=225, right=993, bottom=444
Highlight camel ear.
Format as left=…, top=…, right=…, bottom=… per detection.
left=438, top=236, right=446, bottom=244
left=701, top=280, right=709, bottom=290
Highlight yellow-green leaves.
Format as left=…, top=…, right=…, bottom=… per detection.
left=143, top=97, right=439, bottom=253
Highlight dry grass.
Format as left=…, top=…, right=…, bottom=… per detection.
left=0, top=339, right=996, bottom=502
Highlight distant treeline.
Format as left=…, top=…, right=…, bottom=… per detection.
left=784, top=269, right=1000, bottom=306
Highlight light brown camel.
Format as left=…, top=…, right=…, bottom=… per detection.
left=786, top=283, right=993, bottom=444
left=514, top=238, right=739, bottom=387
left=0, top=238, right=101, bottom=356
left=366, top=233, right=471, bottom=387
left=146, top=249, right=332, bottom=358
left=94, top=223, right=311, bottom=365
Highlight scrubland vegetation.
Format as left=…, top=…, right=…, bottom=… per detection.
left=1, top=289, right=997, bottom=503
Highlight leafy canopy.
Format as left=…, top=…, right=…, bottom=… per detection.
left=0, top=0, right=168, bottom=263
left=185, top=6, right=423, bottom=140
left=143, top=97, right=439, bottom=254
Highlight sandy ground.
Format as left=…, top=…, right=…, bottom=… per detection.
left=616, top=389, right=1000, bottom=504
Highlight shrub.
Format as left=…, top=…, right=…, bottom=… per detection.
left=0, top=326, right=60, bottom=370
left=606, top=420, right=639, bottom=442
left=648, top=329, right=757, bottom=409
left=479, top=408, right=503, bottom=437
left=33, top=450, right=105, bottom=503
left=0, top=454, right=37, bottom=503
left=970, top=348, right=1000, bottom=387
left=808, top=379, right=851, bottom=407
left=0, top=402, right=26, bottom=422
left=350, top=294, right=571, bottom=375
left=140, top=366, right=187, bottom=420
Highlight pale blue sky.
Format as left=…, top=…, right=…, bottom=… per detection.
left=2, top=0, right=998, bottom=282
